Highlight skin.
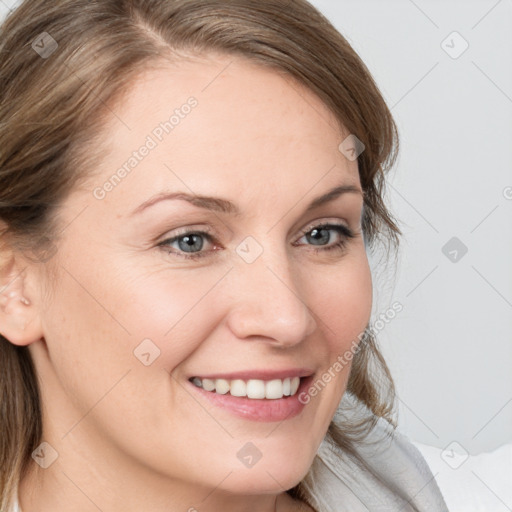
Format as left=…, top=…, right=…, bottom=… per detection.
left=1, top=53, right=372, bottom=512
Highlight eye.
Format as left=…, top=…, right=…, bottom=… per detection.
left=158, top=229, right=217, bottom=260
left=295, top=222, right=356, bottom=254
left=158, top=222, right=357, bottom=261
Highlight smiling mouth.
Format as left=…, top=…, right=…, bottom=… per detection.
left=189, top=376, right=301, bottom=400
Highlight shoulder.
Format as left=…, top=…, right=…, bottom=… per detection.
left=301, top=400, right=449, bottom=512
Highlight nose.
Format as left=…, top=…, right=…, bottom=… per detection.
left=225, top=251, right=317, bottom=348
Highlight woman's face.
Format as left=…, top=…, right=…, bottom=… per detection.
left=29, top=54, right=372, bottom=502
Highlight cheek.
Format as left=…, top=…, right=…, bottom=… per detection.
left=52, top=260, right=229, bottom=361
left=310, top=252, right=373, bottom=353
left=40, top=259, right=229, bottom=419
left=301, top=252, right=372, bottom=411
left=113, top=265, right=233, bottom=369
left=39, top=260, right=236, bottom=472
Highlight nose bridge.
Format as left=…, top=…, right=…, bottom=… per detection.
left=226, top=241, right=317, bottom=346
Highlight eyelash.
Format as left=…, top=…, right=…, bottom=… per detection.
left=158, top=222, right=356, bottom=261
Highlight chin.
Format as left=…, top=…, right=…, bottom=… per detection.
left=218, top=447, right=315, bottom=495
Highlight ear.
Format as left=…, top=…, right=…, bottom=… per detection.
left=0, top=248, right=44, bottom=346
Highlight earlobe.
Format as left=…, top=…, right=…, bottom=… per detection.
left=0, top=260, right=43, bottom=346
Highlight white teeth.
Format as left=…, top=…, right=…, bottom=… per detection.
left=191, top=376, right=303, bottom=399
left=202, top=378, right=215, bottom=392
left=265, top=379, right=283, bottom=399
left=282, top=377, right=291, bottom=396
left=290, top=376, right=300, bottom=395
left=230, top=379, right=247, bottom=397
left=215, top=378, right=230, bottom=395
left=247, top=379, right=265, bottom=399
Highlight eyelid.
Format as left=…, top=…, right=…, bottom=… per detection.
left=159, top=218, right=351, bottom=244
left=158, top=224, right=215, bottom=241
left=295, top=218, right=352, bottom=239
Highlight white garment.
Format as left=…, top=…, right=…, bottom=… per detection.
left=303, top=426, right=449, bottom=511
left=414, top=440, right=512, bottom=512
left=300, top=391, right=449, bottom=511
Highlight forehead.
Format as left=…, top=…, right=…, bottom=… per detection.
left=81, top=53, right=359, bottom=214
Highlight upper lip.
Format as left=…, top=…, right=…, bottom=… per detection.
left=189, top=368, right=314, bottom=381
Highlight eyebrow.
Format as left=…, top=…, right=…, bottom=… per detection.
left=130, top=184, right=363, bottom=217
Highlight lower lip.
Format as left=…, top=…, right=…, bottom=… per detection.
left=187, top=376, right=313, bottom=422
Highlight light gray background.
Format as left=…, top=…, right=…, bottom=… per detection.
left=1, top=0, right=511, bottom=456
left=308, top=0, right=512, bottom=456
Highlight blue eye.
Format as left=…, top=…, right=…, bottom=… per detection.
left=159, top=222, right=355, bottom=260
left=159, top=231, right=214, bottom=260
left=296, top=223, right=355, bottom=254
left=173, top=233, right=205, bottom=253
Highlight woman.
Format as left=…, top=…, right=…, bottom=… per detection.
left=0, top=1, right=449, bottom=511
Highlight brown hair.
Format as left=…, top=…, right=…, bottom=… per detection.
left=0, top=0, right=401, bottom=509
